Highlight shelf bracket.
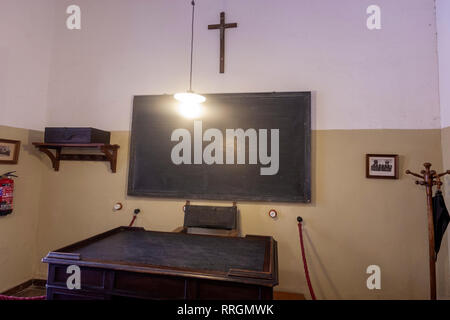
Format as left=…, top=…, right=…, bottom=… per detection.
left=38, top=147, right=61, bottom=171
left=100, top=145, right=119, bottom=173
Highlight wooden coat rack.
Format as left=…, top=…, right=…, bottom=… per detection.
left=406, top=163, right=450, bottom=300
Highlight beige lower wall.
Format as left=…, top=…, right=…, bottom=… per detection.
left=0, top=126, right=44, bottom=292
left=0, top=125, right=445, bottom=299
left=32, top=128, right=444, bottom=299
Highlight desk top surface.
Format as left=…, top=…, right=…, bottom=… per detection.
left=44, top=227, right=275, bottom=277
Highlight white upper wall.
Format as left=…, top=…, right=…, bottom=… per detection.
left=0, top=0, right=55, bottom=131
left=44, top=0, right=441, bottom=131
left=1, top=0, right=442, bottom=130
left=437, top=0, right=450, bottom=128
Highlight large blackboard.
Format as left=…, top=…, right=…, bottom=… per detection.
left=128, top=92, right=311, bottom=202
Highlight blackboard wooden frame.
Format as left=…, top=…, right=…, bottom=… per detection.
left=128, top=92, right=311, bottom=203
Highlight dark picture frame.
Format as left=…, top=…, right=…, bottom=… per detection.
left=366, top=154, right=399, bottom=179
left=0, top=139, right=21, bottom=165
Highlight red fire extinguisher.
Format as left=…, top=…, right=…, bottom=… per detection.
left=0, top=171, right=18, bottom=217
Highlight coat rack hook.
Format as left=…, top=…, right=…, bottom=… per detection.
left=405, top=170, right=424, bottom=179
left=435, top=176, right=442, bottom=190
left=437, top=170, right=450, bottom=178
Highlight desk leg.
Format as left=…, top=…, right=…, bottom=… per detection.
left=260, top=287, right=274, bottom=300
left=185, top=279, right=198, bottom=300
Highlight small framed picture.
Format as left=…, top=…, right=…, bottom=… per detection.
left=0, top=139, right=21, bottom=165
left=366, top=154, right=399, bottom=179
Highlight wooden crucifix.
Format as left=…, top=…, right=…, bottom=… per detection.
left=208, top=12, right=238, bottom=73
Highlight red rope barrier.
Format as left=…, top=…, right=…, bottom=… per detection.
left=298, top=221, right=316, bottom=300
left=0, top=295, right=45, bottom=300
left=129, top=215, right=137, bottom=227
left=129, top=209, right=141, bottom=227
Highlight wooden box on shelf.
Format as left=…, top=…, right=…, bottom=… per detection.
left=44, top=127, right=110, bottom=144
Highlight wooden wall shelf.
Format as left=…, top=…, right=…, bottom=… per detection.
left=33, top=143, right=120, bottom=173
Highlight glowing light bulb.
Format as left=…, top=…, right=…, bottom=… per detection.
left=178, top=103, right=203, bottom=119
left=174, top=92, right=206, bottom=119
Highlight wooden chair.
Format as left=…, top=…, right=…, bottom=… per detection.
left=173, top=202, right=239, bottom=237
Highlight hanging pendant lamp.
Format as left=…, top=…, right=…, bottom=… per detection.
left=174, top=1, right=205, bottom=118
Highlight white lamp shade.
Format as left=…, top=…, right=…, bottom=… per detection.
left=174, top=92, right=206, bottom=104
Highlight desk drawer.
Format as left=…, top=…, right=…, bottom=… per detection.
left=48, top=265, right=106, bottom=289
left=195, top=280, right=264, bottom=300
left=114, top=271, right=186, bottom=299
left=47, top=287, right=107, bottom=300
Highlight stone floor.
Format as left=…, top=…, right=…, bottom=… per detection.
left=274, top=291, right=306, bottom=300
left=1, top=280, right=46, bottom=298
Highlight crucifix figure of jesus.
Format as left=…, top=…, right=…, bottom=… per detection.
left=208, top=12, right=238, bottom=73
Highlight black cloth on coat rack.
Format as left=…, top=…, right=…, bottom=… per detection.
left=432, top=190, right=450, bottom=255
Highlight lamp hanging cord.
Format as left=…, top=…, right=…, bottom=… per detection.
left=189, top=0, right=196, bottom=92
left=297, top=217, right=317, bottom=300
